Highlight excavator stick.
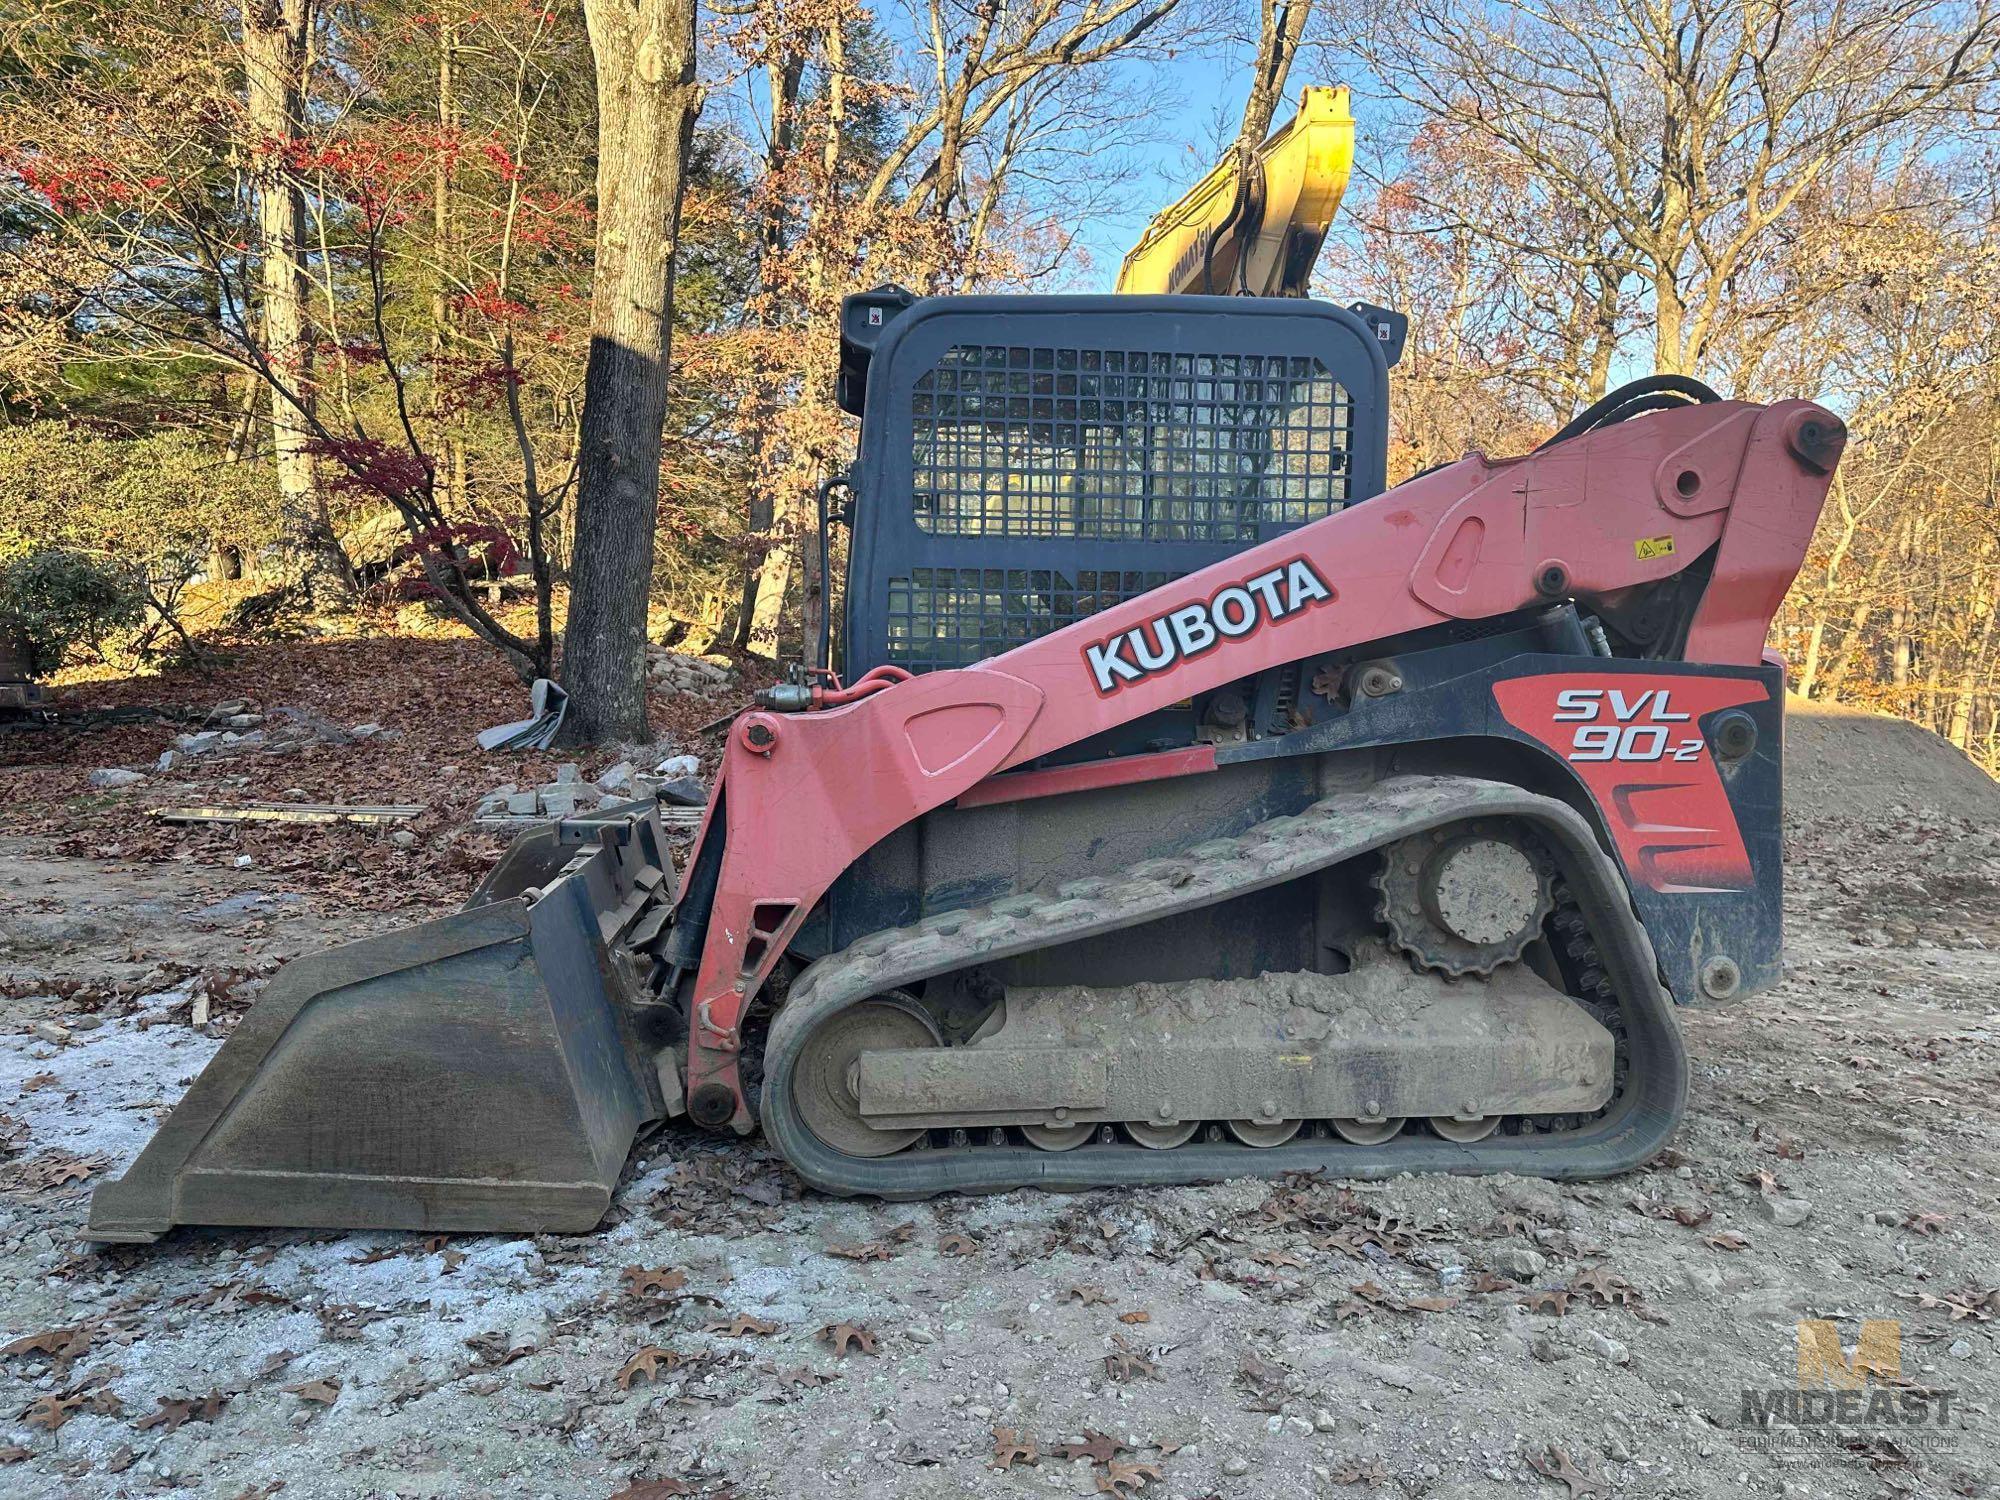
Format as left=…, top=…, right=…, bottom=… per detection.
left=85, top=808, right=678, bottom=1242
left=1115, top=84, right=1354, bottom=298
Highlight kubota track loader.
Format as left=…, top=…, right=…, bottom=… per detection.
left=87, top=275, right=1844, bottom=1241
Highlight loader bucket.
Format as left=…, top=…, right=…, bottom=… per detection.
left=86, top=808, right=678, bottom=1243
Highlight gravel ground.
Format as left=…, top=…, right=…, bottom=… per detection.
left=1, top=700, right=1995, bottom=1500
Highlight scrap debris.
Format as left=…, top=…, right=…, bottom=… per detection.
left=475, top=677, right=569, bottom=751
left=167, top=702, right=394, bottom=765
left=474, top=756, right=704, bottom=827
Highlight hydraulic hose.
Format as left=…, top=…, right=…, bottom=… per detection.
left=816, top=665, right=910, bottom=707
left=815, top=473, right=852, bottom=673
left=1536, top=374, right=1722, bottom=452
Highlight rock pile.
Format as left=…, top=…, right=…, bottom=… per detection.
left=87, top=702, right=393, bottom=787
left=475, top=756, right=705, bottom=822
left=162, top=701, right=391, bottom=770
left=648, top=648, right=736, bottom=696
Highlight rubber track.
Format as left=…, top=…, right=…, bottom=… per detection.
left=760, top=774, right=1687, bottom=1197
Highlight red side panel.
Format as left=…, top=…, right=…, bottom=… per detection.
left=1492, top=675, right=1769, bottom=894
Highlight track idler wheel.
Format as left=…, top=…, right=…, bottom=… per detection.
left=791, top=995, right=940, bottom=1158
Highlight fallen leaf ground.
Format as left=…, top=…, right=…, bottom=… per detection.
left=1, top=622, right=772, bottom=912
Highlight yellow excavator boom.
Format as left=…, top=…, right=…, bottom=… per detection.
left=1116, top=85, right=1355, bottom=299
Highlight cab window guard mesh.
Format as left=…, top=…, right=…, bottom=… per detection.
left=910, top=345, right=1350, bottom=540
left=884, top=567, right=1180, bottom=669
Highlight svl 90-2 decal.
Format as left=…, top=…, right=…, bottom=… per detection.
left=1552, top=687, right=1704, bottom=762
left=1493, top=675, right=1770, bottom=894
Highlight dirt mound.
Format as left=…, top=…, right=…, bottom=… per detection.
left=1784, top=693, right=2000, bottom=823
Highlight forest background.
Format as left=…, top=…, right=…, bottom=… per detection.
left=2, top=0, right=1995, bottom=759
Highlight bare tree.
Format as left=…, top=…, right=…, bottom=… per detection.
left=734, top=0, right=1212, bottom=658
left=241, top=0, right=350, bottom=593
left=562, top=0, right=704, bottom=743
left=1346, top=0, right=2000, bottom=376
left=1331, top=122, right=1634, bottom=475
left=859, top=0, right=1200, bottom=221
left=1770, top=183, right=2000, bottom=760
left=1235, top=0, right=1312, bottom=151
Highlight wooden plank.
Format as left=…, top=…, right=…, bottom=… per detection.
left=149, top=802, right=427, bottom=826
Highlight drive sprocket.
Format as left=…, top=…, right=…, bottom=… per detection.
left=1372, top=822, right=1556, bottom=977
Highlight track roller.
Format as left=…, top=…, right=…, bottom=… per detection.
left=1226, top=1119, right=1304, bottom=1147
left=1429, top=1114, right=1502, bottom=1142
left=1331, top=1117, right=1405, bottom=1144
left=1021, top=1121, right=1092, bottom=1151
left=1125, top=1121, right=1199, bottom=1149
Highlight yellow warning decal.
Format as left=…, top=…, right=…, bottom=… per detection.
left=1635, top=535, right=1676, bottom=561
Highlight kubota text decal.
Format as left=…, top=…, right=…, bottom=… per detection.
left=1082, top=557, right=1334, bottom=696
left=1492, top=674, right=1769, bottom=893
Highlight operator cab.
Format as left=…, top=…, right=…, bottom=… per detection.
left=833, top=286, right=1407, bottom=696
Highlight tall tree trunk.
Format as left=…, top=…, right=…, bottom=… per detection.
left=224, top=371, right=262, bottom=462
left=1948, top=557, right=1995, bottom=749
left=1652, top=270, right=1690, bottom=377
left=430, top=10, right=462, bottom=510
left=1583, top=267, right=1620, bottom=403
left=242, top=0, right=347, bottom=594
left=820, top=19, right=845, bottom=182
left=745, top=544, right=792, bottom=658
left=1889, top=515, right=1916, bottom=700
left=1236, top=0, right=1312, bottom=150
left=1797, top=475, right=1866, bottom=699
left=1796, top=613, right=1827, bottom=700
left=1819, top=543, right=1899, bottom=703
left=562, top=0, right=702, bottom=744
left=739, top=47, right=806, bottom=662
